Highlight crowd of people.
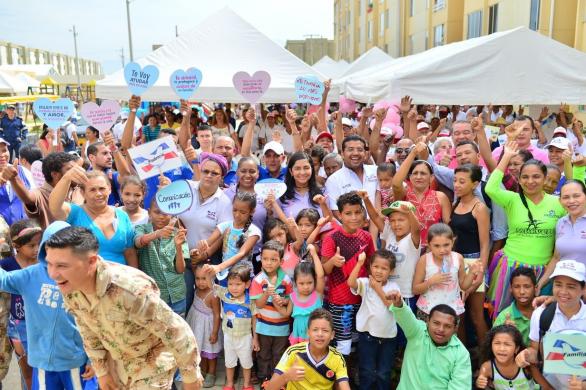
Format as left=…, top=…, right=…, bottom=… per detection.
left=0, top=83, right=584, bottom=390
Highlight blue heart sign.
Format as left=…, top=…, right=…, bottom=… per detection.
left=170, top=68, right=203, bottom=100
left=294, top=75, right=324, bottom=105
left=32, top=98, right=75, bottom=129
left=124, top=62, right=159, bottom=96
left=155, top=180, right=194, bottom=215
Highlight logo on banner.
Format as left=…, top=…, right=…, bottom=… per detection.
left=127, top=136, right=182, bottom=180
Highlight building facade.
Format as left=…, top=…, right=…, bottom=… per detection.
left=334, top=0, right=586, bottom=61
left=285, top=38, right=336, bottom=65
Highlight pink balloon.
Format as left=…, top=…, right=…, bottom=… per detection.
left=390, top=124, right=404, bottom=139
left=339, top=96, right=356, bottom=113
left=384, top=109, right=401, bottom=125
left=373, top=100, right=392, bottom=111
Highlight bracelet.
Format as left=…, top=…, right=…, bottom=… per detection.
left=190, top=158, right=199, bottom=165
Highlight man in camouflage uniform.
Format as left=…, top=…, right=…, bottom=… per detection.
left=44, top=226, right=203, bottom=390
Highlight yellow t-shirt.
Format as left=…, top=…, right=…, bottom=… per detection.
left=274, top=342, right=348, bottom=390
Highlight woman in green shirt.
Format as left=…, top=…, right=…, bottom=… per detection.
left=485, top=141, right=566, bottom=318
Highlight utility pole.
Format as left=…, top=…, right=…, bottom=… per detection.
left=303, top=34, right=321, bottom=65
left=70, top=25, right=83, bottom=101
left=175, top=25, right=179, bottom=37
left=120, top=47, right=125, bottom=67
left=125, top=0, right=134, bottom=61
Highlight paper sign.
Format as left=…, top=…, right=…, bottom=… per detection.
left=155, top=180, right=193, bottom=215
left=254, top=178, right=287, bottom=199
left=170, top=68, right=203, bottom=100
left=30, top=160, right=45, bottom=187
left=294, top=76, right=324, bottom=105
left=32, top=98, right=74, bottom=129
left=128, top=136, right=182, bottom=180
left=232, top=71, right=271, bottom=103
left=543, top=331, right=586, bottom=377
left=80, top=100, right=121, bottom=133
left=124, top=62, right=159, bottom=96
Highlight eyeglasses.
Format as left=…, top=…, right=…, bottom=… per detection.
left=395, top=148, right=411, bottom=154
left=201, top=169, right=222, bottom=177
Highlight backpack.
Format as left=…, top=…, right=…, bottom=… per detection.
left=537, top=302, right=557, bottom=371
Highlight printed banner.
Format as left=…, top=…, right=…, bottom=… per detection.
left=128, top=136, right=182, bottom=180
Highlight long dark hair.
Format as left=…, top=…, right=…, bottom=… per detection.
left=518, top=159, right=547, bottom=227
left=234, top=191, right=257, bottom=248
left=481, top=325, right=525, bottom=363
left=281, top=152, right=322, bottom=207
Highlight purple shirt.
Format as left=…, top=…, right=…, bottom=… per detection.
left=224, top=186, right=267, bottom=253
left=555, top=214, right=586, bottom=265
left=278, top=190, right=322, bottom=219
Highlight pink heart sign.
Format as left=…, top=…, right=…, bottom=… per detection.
left=80, top=100, right=121, bottom=133
left=232, top=71, right=271, bottom=103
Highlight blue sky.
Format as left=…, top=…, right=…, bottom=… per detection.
left=0, top=0, right=333, bottom=74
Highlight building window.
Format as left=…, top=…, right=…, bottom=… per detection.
left=433, top=24, right=444, bottom=46
left=433, top=0, right=445, bottom=12
left=409, top=34, right=415, bottom=54
left=368, top=20, right=373, bottom=41
left=530, top=0, right=540, bottom=31
left=410, top=0, right=415, bottom=16
left=386, top=8, right=391, bottom=28
left=425, top=31, right=429, bottom=49
left=380, top=13, right=385, bottom=35
left=488, top=4, right=498, bottom=34
left=467, top=10, right=482, bottom=38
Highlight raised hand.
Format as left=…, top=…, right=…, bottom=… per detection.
left=312, top=194, right=327, bottom=205
left=158, top=218, right=176, bottom=239
left=504, top=312, right=516, bottom=327
left=184, top=145, right=197, bottom=162
left=503, top=140, right=519, bottom=157
left=357, top=252, right=366, bottom=266
left=361, top=106, right=373, bottom=119
left=174, top=227, right=187, bottom=246
left=476, top=364, right=489, bottom=389
left=374, top=107, right=388, bottom=123
left=386, top=290, right=403, bottom=307
left=356, top=189, right=369, bottom=201
left=245, top=106, right=256, bottom=123
left=330, top=247, right=345, bottom=267
left=286, top=356, right=306, bottom=382
left=129, top=95, right=141, bottom=112
left=179, top=99, right=189, bottom=115
left=286, top=109, right=297, bottom=124
left=400, top=95, right=412, bottom=113
left=64, top=164, right=89, bottom=186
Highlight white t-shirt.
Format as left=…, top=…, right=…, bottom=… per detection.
left=351, top=278, right=399, bottom=338
left=567, top=130, right=586, bottom=155
left=179, top=181, right=233, bottom=249
left=238, top=122, right=264, bottom=154
left=112, top=118, right=142, bottom=142
left=324, top=165, right=378, bottom=211
left=380, top=225, right=420, bottom=298
left=211, top=124, right=235, bottom=139
left=529, top=302, right=586, bottom=389
left=261, top=124, right=293, bottom=153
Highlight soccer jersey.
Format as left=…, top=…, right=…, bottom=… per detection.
left=274, top=342, right=349, bottom=390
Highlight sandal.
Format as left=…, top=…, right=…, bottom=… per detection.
left=203, top=373, right=216, bottom=388
left=222, top=386, right=235, bottom=390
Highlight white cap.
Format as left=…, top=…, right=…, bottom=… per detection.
left=0, top=138, right=10, bottom=146
left=553, top=126, right=567, bottom=136
left=550, top=260, right=586, bottom=282
left=417, top=122, right=430, bottom=130
left=381, top=126, right=394, bottom=136
left=546, top=137, right=570, bottom=150
left=438, top=129, right=450, bottom=137
left=342, top=117, right=352, bottom=127
left=263, top=141, right=284, bottom=155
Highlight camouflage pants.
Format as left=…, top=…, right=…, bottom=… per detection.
left=126, top=370, right=175, bottom=390
left=0, top=292, right=12, bottom=381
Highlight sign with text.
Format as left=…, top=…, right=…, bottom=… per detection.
left=232, top=71, right=271, bottom=103
left=80, top=100, right=121, bottom=133
left=32, top=98, right=74, bottom=129
left=124, top=62, right=159, bottom=96
left=254, top=178, right=287, bottom=200
left=170, top=68, right=203, bottom=100
left=543, top=331, right=586, bottom=377
left=128, top=136, right=182, bottom=180
left=155, top=180, right=194, bottom=215
left=294, top=75, right=324, bottom=105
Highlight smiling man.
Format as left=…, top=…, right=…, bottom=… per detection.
left=386, top=291, right=471, bottom=389
left=45, top=226, right=203, bottom=390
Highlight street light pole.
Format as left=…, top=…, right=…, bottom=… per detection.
left=126, top=0, right=134, bottom=61
left=70, top=25, right=83, bottom=101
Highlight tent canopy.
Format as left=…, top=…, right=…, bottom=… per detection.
left=96, top=7, right=333, bottom=103
left=340, top=47, right=394, bottom=78
left=312, top=56, right=350, bottom=79
left=0, top=71, right=28, bottom=94
left=0, top=65, right=59, bottom=80
left=342, top=27, right=586, bottom=105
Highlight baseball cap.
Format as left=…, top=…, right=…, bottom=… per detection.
left=6, top=104, right=15, bottom=110
left=417, top=122, right=430, bottom=131
left=342, top=118, right=352, bottom=127
left=438, top=129, right=450, bottom=137
left=263, top=141, right=284, bottom=155
left=0, top=138, right=11, bottom=146
left=316, top=132, right=334, bottom=143
left=381, top=201, right=416, bottom=216
left=546, top=137, right=570, bottom=150
left=553, top=126, right=567, bottom=136
left=549, top=260, right=586, bottom=282
left=381, top=127, right=394, bottom=136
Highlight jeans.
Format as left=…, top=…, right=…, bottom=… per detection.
left=357, top=332, right=397, bottom=390
left=184, top=266, right=195, bottom=311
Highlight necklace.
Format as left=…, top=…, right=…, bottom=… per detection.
left=199, top=188, right=215, bottom=203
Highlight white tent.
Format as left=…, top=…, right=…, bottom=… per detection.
left=312, top=56, right=350, bottom=79
left=0, top=64, right=59, bottom=80
left=0, top=71, right=28, bottom=94
left=15, top=72, right=40, bottom=88
left=342, top=27, right=586, bottom=104
left=96, top=7, right=333, bottom=103
left=340, top=47, right=394, bottom=78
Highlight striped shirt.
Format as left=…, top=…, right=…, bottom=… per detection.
left=250, top=268, right=293, bottom=337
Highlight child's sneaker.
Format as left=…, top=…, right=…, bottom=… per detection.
left=260, top=378, right=270, bottom=389
left=202, top=373, right=216, bottom=388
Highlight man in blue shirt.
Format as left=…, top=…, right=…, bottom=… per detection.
left=0, top=105, right=27, bottom=162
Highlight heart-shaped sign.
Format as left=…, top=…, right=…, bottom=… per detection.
left=124, top=62, right=159, bottom=96
left=155, top=180, right=194, bottom=215
left=232, top=71, right=271, bottom=103
left=295, top=76, right=324, bottom=105
left=170, top=68, right=203, bottom=100
left=32, top=98, right=75, bottom=129
left=80, top=100, right=121, bottom=133
left=254, top=178, right=287, bottom=200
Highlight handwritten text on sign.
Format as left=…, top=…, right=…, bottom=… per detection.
left=155, top=180, right=194, bottom=215
left=170, top=68, right=203, bottom=100
left=32, top=98, right=75, bottom=129
left=232, top=71, right=271, bottom=103
left=295, top=76, right=324, bottom=105
left=80, top=100, right=121, bottom=133
left=124, top=62, right=159, bottom=96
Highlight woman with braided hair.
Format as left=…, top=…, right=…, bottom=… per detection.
left=198, top=191, right=261, bottom=285
left=485, top=140, right=566, bottom=318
